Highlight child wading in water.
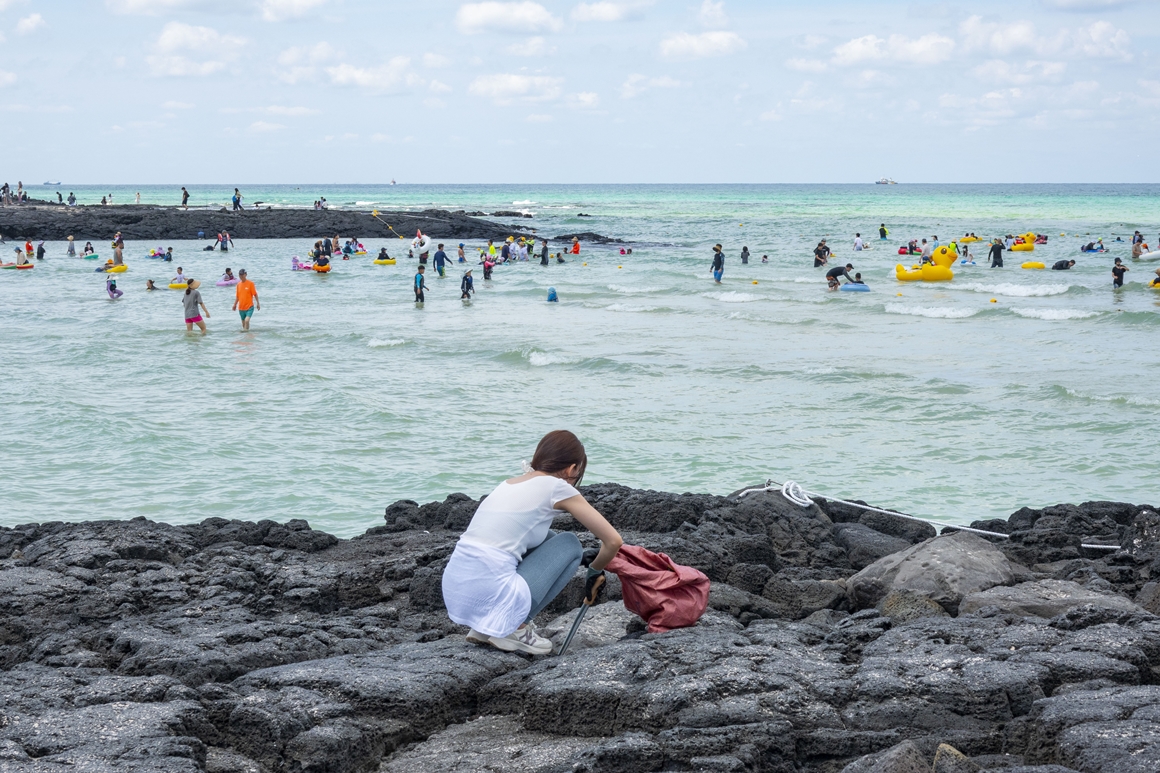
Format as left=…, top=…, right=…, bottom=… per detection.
left=461, top=269, right=474, bottom=299
left=414, top=264, right=428, bottom=303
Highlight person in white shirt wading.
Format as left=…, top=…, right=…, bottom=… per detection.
left=441, top=430, right=623, bottom=655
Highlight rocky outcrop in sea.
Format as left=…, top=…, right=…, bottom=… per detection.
left=0, top=204, right=599, bottom=243
left=2, top=485, right=1158, bottom=772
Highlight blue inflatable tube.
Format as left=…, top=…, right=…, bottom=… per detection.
left=840, top=283, right=870, bottom=292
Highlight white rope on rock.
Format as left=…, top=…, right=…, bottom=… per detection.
left=737, top=479, right=1119, bottom=551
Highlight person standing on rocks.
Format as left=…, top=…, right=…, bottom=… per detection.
left=442, top=430, right=623, bottom=655
left=181, top=187, right=189, bottom=209
left=232, top=188, right=243, bottom=211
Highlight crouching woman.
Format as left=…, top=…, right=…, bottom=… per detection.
left=442, top=430, right=623, bottom=655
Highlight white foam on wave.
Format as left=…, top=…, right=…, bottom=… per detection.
left=956, top=282, right=1072, bottom=297
left=526, top=351, right=581, bottom=367
left=354, top=201, right=377, bottom=206
left=367, top=338, right=405, bottom=348
left=511, top=200, right=536, bottom=205
left=884, top=303, right=979, bottom=319
left=767, top=277, right=820, bottom=284
left=702, top=291, right=762, bottom=303
left=1011, top=308, right=1101, bottom=320
left=607, top=284, right=663, bottom=295
left=1064, top=388, right=1160, bottom=407
left=606, top=303, right=660, bottom=313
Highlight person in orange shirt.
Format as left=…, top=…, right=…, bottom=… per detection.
left=232, top=268, right=260, bottom=331
left=570, top=237, right=580, bottom=255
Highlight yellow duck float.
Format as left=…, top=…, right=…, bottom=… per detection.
left=896, top=243, right=956, bottom=282
left=1010, top=232, right=1037, bottom=252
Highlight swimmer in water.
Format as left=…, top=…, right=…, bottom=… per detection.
left=1151, top=268, right=1160, bottom=287
left=761, top=255, right=768, bottom=263
left=459, top=243, right=467, bottom=263
left=84, top=241, right=95, bottom=255
left=433, top=243, right=449, bottom=277
left=1052, top=260, right=1076, bottom=271
left=221, top=267, right=235, bottom=283
left=879, top=224, right=888, bottom=240
left=826, top=263, right=855, bottom=285
left=850, top=272, right=865, bottom=285
left=414, top=264, right=427, bottom=303
left=378, top=247, right=390, bottom=261
left=547, top=287, right=558, bottom=302
left=461, top=268, right=474, bottom=299
left=1112, top=258, right=1128, bottom=288
left=711, top=244, right=724, bottom=283
left=813, top=240, right=829, bottom=267
left=172, top=267, right=187, bottom=285
left=106, top=277, right=123, bottom=299
left=165, top=247, right=173, bottom=262
left=146, top=279, right=158, bottom=290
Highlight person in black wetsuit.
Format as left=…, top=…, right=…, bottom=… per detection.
left=711, top=244, right=724, bottom=283
left=988, top=239, right=1004, bottom=268
left=813, top=240, right=830, bottom=267
left=1112, top=258, right=1128, bottom=288
left=540, top=239, right=549, bottom=266
left=826, top=263, right=854, bottom=284
left=1052, top=260, right=1075, bottom=270
left=740, top=246, right=750, bottom=264
left=879, top=224, right=888, bottom=240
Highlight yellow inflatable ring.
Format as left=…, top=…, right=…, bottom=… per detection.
left=896, top=263, right=953, bottom=282
left=1021, top=262, right=1045, bottom=269
left=373, top=259, right=396, bottom=265
left=313, top=264, right=331, bottom=273
left=169, top=282, right=188, bottom=290
left=105, top=264, right=128, bottom=273
left=960, top=236, right=980, bottom=243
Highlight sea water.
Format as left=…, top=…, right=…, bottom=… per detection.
left=2, top=184, right=1158, bottom=537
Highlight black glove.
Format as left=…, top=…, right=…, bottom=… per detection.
left=580, top=548, right=600, bottom=568
left=583, top=570, right=606, bottom=606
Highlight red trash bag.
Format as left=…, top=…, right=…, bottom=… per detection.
left=606, top=544, right=710, bottom=634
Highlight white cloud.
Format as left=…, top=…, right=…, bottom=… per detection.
left=0, top=70, right=15, bottom=87
left=249, top=121, right=284, bottom=132
left=798, top=34, right=827, bottom=50
left=469, top=73, right=563, bottom=103
left=276, top=43, right=330, bottom=83
left=572, top=2, right=625, bottom=21
left=759, top=108, right=781, bottom=121
left=423, top=53, right=451, bottom=68
left=147, top=23, right=246, bottom=77
left=973, top=60, right=1066, bottom=85
left=698, top=0, right=727, bottom=27
left=1073, top=21, right=1131, bottom=60
left=326, top=57, right=416, bottom=91
left=262, top=105, right=319, bottom=115
left=16, top=13, right=45, bottom=34
left=959, top=16, right=1129, bottom=60
left=831, top=33, right=954, bottom=66
left=106, top=0, right=199, bottom=14
left=659, top=31, right=745, bottom=60
left=785, top=57, right=827, bottom=73
left=1044, top=0, right=1136, bottom=8
left=620, top=73, right=680, bottom=98
left=429, top=79, right=452, bottom=93
left=510, top=36, right=553, bottom=56
left=163, top=100, right=194, bottom=109
left=456, top=2, right=562, bottom=34
left=569, top=91, right=599, bottom=108
left=261, top=0, right=327, bottom=21
left=526, top=113, right=553, bottom=122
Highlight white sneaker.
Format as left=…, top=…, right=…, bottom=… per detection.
left=466, top=628, right=489, bottom=645
left=486, top=624, right=553, bottom=655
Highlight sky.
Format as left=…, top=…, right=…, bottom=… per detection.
left=2, top=0, right=1158, bottom=183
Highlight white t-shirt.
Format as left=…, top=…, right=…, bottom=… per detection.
left=460, top=475, right=580, bottom=559
left=853, top=237, right=863, bottom=251
left=442, top=475, right=580, bottom=637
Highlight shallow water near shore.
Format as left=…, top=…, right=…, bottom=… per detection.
left=2, top=184, right=1159, bottom=537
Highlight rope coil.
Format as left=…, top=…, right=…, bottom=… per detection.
left=738, top=479, right=1119, bottom=551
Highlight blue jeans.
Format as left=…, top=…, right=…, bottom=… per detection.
left=517, top=531, right=582, bottom=622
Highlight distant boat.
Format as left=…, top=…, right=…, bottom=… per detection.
left=875, top=178, right=897, bottom=185
left=43, top=181, right=61, bottom=185
left=390, top=179, right=397, bottom=185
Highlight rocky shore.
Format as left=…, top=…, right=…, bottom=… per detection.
left=0, top=204, right=617, bottom=243
left=2, top=486, right=1158, bottom=772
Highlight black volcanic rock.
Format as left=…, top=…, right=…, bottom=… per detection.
left=1, top=488, right=1158, bottom=772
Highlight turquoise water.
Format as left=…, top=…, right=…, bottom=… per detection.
left=3, top=184, right=1159, bottom=537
